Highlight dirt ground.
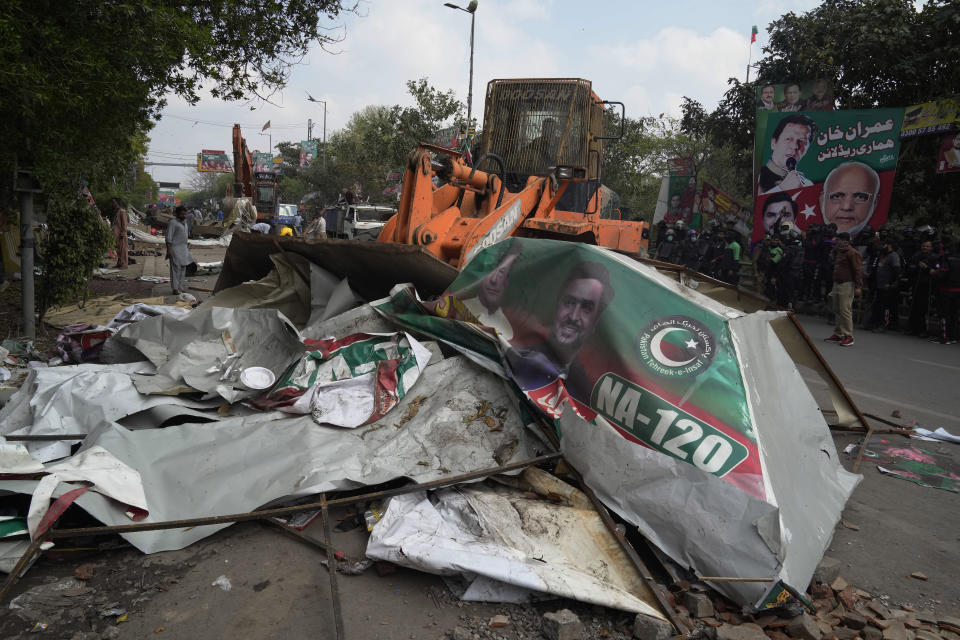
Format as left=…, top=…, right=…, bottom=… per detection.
left=1, top=242, right=958, bottom=639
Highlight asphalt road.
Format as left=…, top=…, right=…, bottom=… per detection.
left=795, top=312, right=960, bottom=432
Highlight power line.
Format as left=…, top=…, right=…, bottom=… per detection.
left=159, top=113, right=309, bottom=130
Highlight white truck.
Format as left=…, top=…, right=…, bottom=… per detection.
left=323, top=204, right=396, bottom=241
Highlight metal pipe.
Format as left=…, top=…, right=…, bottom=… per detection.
left=320, top=493, right=344, bottom=640
left=467, top=10, right=475, bottom=128
left=18, top=187, right=35, bottom=339
left=43, top=453, right=562, bottom=538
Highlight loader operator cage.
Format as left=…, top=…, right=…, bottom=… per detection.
left=480, top=79, right=604, bottom=181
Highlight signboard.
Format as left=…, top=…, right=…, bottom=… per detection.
left=902, top=96, right=960, bottom=138
left=197, top=150, right=233, bottom=173
left=373, top=238, right=763, bottom=499
left=253, top=153, right=273, bottom=173
left=752, top=109, right=903, bottom=242
left=653, top=158, right=698, bottom=227
left=755, top=79, right=835, bottom=113
left=299, top=140, right=318, bottom=169
left=936, top=131, right=960, bottom=173
left=158, top=188, right=176, bottom=205
left=700, top=183, right=751, bottom=235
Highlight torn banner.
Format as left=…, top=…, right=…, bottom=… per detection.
left=254, top=332, right=432, bottom=428
left=372, top=237, right=860, bottom=607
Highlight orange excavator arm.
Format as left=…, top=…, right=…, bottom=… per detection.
left=232, top=124, right=254, bottom=199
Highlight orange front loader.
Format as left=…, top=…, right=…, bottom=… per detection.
left=378, top=78, right=649, bottom=268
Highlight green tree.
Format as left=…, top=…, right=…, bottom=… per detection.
left=0, top=0, right=355, bottom=205
left=37, top=198, right=113, bottom=319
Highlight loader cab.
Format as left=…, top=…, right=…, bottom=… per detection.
left=480, top=78, right=612, bottom=212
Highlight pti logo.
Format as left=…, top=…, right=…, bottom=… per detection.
left=636, top=315, right=716, bottom=378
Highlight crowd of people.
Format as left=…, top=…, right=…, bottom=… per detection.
left=652, top=221, right=960, bottom=346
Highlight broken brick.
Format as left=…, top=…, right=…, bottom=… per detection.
left=787, top=613, right=822, bottom=640
left=838, top=587, right=860, bottom=610
left=767, top=631, right=792, bottom=640
left=718, top=624, right=768, bottom=640
left=814, top=557, right=842, bottom=586
left=884, top=622, right=908, bottom=640
left=831, top=577, right=850, bottom=592
left=542, top=609, right=582, bottom=640
left=844, top=612, right=868, bottom=630
left=488, top=615, right=509, bottom=628
left=834, top=627, right=862, bottom=640
left=684, top=591, right=716, bottom=619
left=914, top=632, right=941, bottom=640
left=811, top=585, right=833, bottom=600
left=863, top=627, right=883, bottom=640
left=909, top=572, right=928, bottom=582
left=634, top=613, right=674, bottom=640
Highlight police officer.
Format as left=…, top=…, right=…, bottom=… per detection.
left=866, top=237, right=902, bottom=332
left=656, top=226, right=680, bottom=264
left=906, top=239, right=937, bottom=337
left=776, top=221, right=804, bottom=310
left=931, top=241, right=960, bottom=344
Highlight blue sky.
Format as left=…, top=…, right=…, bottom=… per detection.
left=147, top=0, right=822, bottom=186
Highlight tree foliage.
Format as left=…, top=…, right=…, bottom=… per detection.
left=37, top=198, right=114, bottom=318
left=275, top=78, right=464, bottom=205
left=0, top=0, right=354, bottom=204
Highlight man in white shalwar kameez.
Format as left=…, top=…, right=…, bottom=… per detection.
left=165, top=206, right=195, bottom=295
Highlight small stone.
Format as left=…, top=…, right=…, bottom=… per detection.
left=451, top=627, right=472, bottom=640
left=856, top=589, right=873, bottom=599
left=834, top=627, right=862, bottom=640
left=818, top=621, right=835, bottom=637
left=542, top=609, right=583, bottom=640
left=864, top=627, right=883, bottom=640
left=885, top=622, right=909, bottom=640
left=830, top=576, right=849, bottom=592
left=841, top=521, right=860, bottom=531
left=870, top=618, right=894, bottom=630
left=703, top=618, right=723, bottom=628
left=901, top=607, right=917, bottom=613
left=717, top=623, right=768, bottom=640
left=767, top=631, right=792, bottom=640
left=633, top=614, right=675, bottom=640
left=787, top=613, right=821, bottom=640
left=915, top=612, right=938, bottom=625
left=914, top=632, right=941, bottom=640
left=684, top=591, right=717, bottom=619
left=910, top=572, right=928, bottom=582
left=755, top=616, right=779, bottom=628
left=891, top=409, right=902, bottom=418
left=489, top=615, right=509, bottom=628
left=845, top=612, right=868, bottom=630
left=815, top=557, right=842, bottom=586
left=905, top=620, right=922, bottom=630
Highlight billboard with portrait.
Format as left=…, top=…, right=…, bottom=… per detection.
left=653, top=158, right=698, bottom=227
left=253, top=152, right=273, bottom=173
left=751, top=109, right=903, bottom=243
left=755, top=79, right=835, bottom=113
left=699, top=182, right=750, bottom=233
left=936, top=131, right=960, bottom=173
left=299, top=140, right=319, bottom=169
left=197, top=150, right=233, bottom=173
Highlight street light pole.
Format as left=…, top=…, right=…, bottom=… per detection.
left=444, top=1, right=478, bottom=129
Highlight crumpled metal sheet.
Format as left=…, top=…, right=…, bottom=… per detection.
left=0, top=362, right=219, bottom=462
left=366, top=479, right=666, bottom=617
left=0, top=356, right=541, bottom=553
left=106, top=307, right=304, bottom=403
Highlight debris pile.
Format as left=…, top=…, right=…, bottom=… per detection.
left=0, top=236, right=955, bottom=638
